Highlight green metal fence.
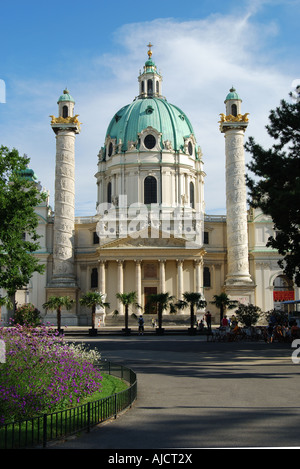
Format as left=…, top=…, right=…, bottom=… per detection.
left=0, top=361, right=137, bottom=449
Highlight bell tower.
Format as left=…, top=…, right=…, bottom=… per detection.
left=47, top=90, right=81, bottom=314
left=219, top=87, right=254, bottom=303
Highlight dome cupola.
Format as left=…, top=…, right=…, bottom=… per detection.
left=96, top=45, right=205, bottom=216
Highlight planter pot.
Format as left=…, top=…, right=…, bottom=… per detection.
left=122, top=328, right=131, bottom=335
left=88, top=328, right=98, bottom=336
left=156, top=328, right=165, bottom=335
left=188, top=327, right=197, bottom=335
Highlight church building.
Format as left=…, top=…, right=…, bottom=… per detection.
left=6, top=45, right=299, bottom=326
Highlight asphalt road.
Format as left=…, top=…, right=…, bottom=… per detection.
left=51, top=334, right=300, bottom=450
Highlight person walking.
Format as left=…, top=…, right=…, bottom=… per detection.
left=205, top=311, right=212, bottom=331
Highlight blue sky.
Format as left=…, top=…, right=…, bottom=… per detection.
left=0, top=0, right=299, bottom=215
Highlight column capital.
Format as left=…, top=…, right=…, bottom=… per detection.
left=194, top=258, right=203, bottom=266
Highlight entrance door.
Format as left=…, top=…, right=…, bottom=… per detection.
left=144, top=287, right=157, bottom=313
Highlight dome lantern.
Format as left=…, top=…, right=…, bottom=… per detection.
left=138, top=43, right=163, bottom=99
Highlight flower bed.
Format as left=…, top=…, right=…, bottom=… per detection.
left=0, top=324, right=103, bottom=425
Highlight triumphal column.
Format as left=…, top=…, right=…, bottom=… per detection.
left=219, top=87, right=255, bottom=304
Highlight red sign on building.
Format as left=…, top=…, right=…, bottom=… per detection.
left=273, top=291, right=295, bottom=302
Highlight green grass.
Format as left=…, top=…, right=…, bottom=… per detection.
left=85, top=373, right=128, bottom=401
left=0, top=373, right=130, bottom=449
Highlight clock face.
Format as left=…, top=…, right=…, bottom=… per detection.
left=188, top=141, right=193, bottom=156
left=144, top=134, right=156, bottom=149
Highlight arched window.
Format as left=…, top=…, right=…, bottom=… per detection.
left=91, top=268, right=98, bottom=288
left=203, top=267, right=211, bottom=287
left=141, top=81, right=144, bottom=93
left=231, top=104, right=237, bottom=117
left=108, top=142, right=113, bottom=157
left=156, top=81, right=159, bottom=94
left=62, top=105, right=68, bottom=118
left=190, top=181, right=195, bottom=209
left=273, top=274, right=294, bottom=306
left=147, top=79, right=153, bottom=95
left=144, top=176, right=157, bottom=204
left=107, top=182, right=112, bottom=203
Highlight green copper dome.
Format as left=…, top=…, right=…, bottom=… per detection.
left=225, top=87, right=241, bottom=101
left=57, top=88, right=75, bottom=103
left=18, top=167, right=38, bottom=182
left=105, top=97, right=196, bottom=155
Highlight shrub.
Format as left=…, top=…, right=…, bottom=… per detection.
left=0, top=324, right=102, bottom=424
left=14, top=303, right=41, bottom=327
left=235, top=303, right=262, bottom=327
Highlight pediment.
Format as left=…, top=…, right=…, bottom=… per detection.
left=99, top=226, right=201, bottom=249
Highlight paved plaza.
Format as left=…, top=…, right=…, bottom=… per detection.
left=52, top=332, right=300, bottom=449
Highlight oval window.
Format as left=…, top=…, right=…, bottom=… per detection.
left=144, top=134, right=156, bottom=149
left=108, top=142, right=113, bottom=157
left=188, top=141, right=193, bottom=156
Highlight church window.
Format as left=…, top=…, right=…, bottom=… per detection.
left=93, top=232, right=99, bottom=244
left=62, top=105, right=68, bottom=118
left=108, top=142, right=113, bottom=157
left=190, top=181, right=195, bottom=209
left=144, top=134, right=156, bottom=149
left=91, top=268, right=98, bottom=288
left=156, top=81, right=159, bottom=94
left=204, top=232, right=209, bottom=244
left=107, top=182, right=112, bottom=203
left=144, top=176, right=157, bottom=204
left=231, top=104, right=237, bottom=117
left=188, top=141, right=193, bottom=156
left=145, top=105, right=154, bottom=115
left=147, top=79, right=153, bottom=95
left=203, top=267, right=211, bottom=287
left=141, top=81, right=144, bottom=93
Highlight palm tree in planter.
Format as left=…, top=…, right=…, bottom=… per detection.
left=80, top=292, right=110, bottom=335
left=210, top=292, right=238, bottom=325
left=43, top=295, right=74, bottom=333
left=146, top=292, right=175, bottom=334
left=176, top=292, right=207, bottom=335
left=116, top=291, right=141, bottom=335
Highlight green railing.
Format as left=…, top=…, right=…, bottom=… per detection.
left=0, top=361, right=137, bottom=449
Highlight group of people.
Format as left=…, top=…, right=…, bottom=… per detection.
left=197, top=311, right=212, bottom=331
left=266, top=320, right=300, bottom=343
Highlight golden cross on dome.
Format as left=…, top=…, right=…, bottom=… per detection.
left=147, top=42, right=153, bottom=58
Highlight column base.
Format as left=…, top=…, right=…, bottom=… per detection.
left=224, top=281, right=256, bottom=305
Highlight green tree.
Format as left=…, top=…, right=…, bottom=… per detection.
left=235, top=303, right=262, bottom=327
left=116, top=291, right=141, bottom=334
left=264, top=309, right=288, bottom=326
left=0, top=146, right=46, bottom=310
left=146, top=292, right=175, bottom=334
left=79, top=291, right=110, bottom=334
left=43, top=295, right=74, bottom=332
left=176, top=292, right=207, bottom=334
left=245, top=93, right=300, bottom=285
left=210, top=293, right=238, bottom=323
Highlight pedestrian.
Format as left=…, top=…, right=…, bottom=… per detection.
left=205, top=311, right=212, bottom=331
left=138, top=315, right=144, bottom=335
left=222, top=316, right=228, bottom=327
